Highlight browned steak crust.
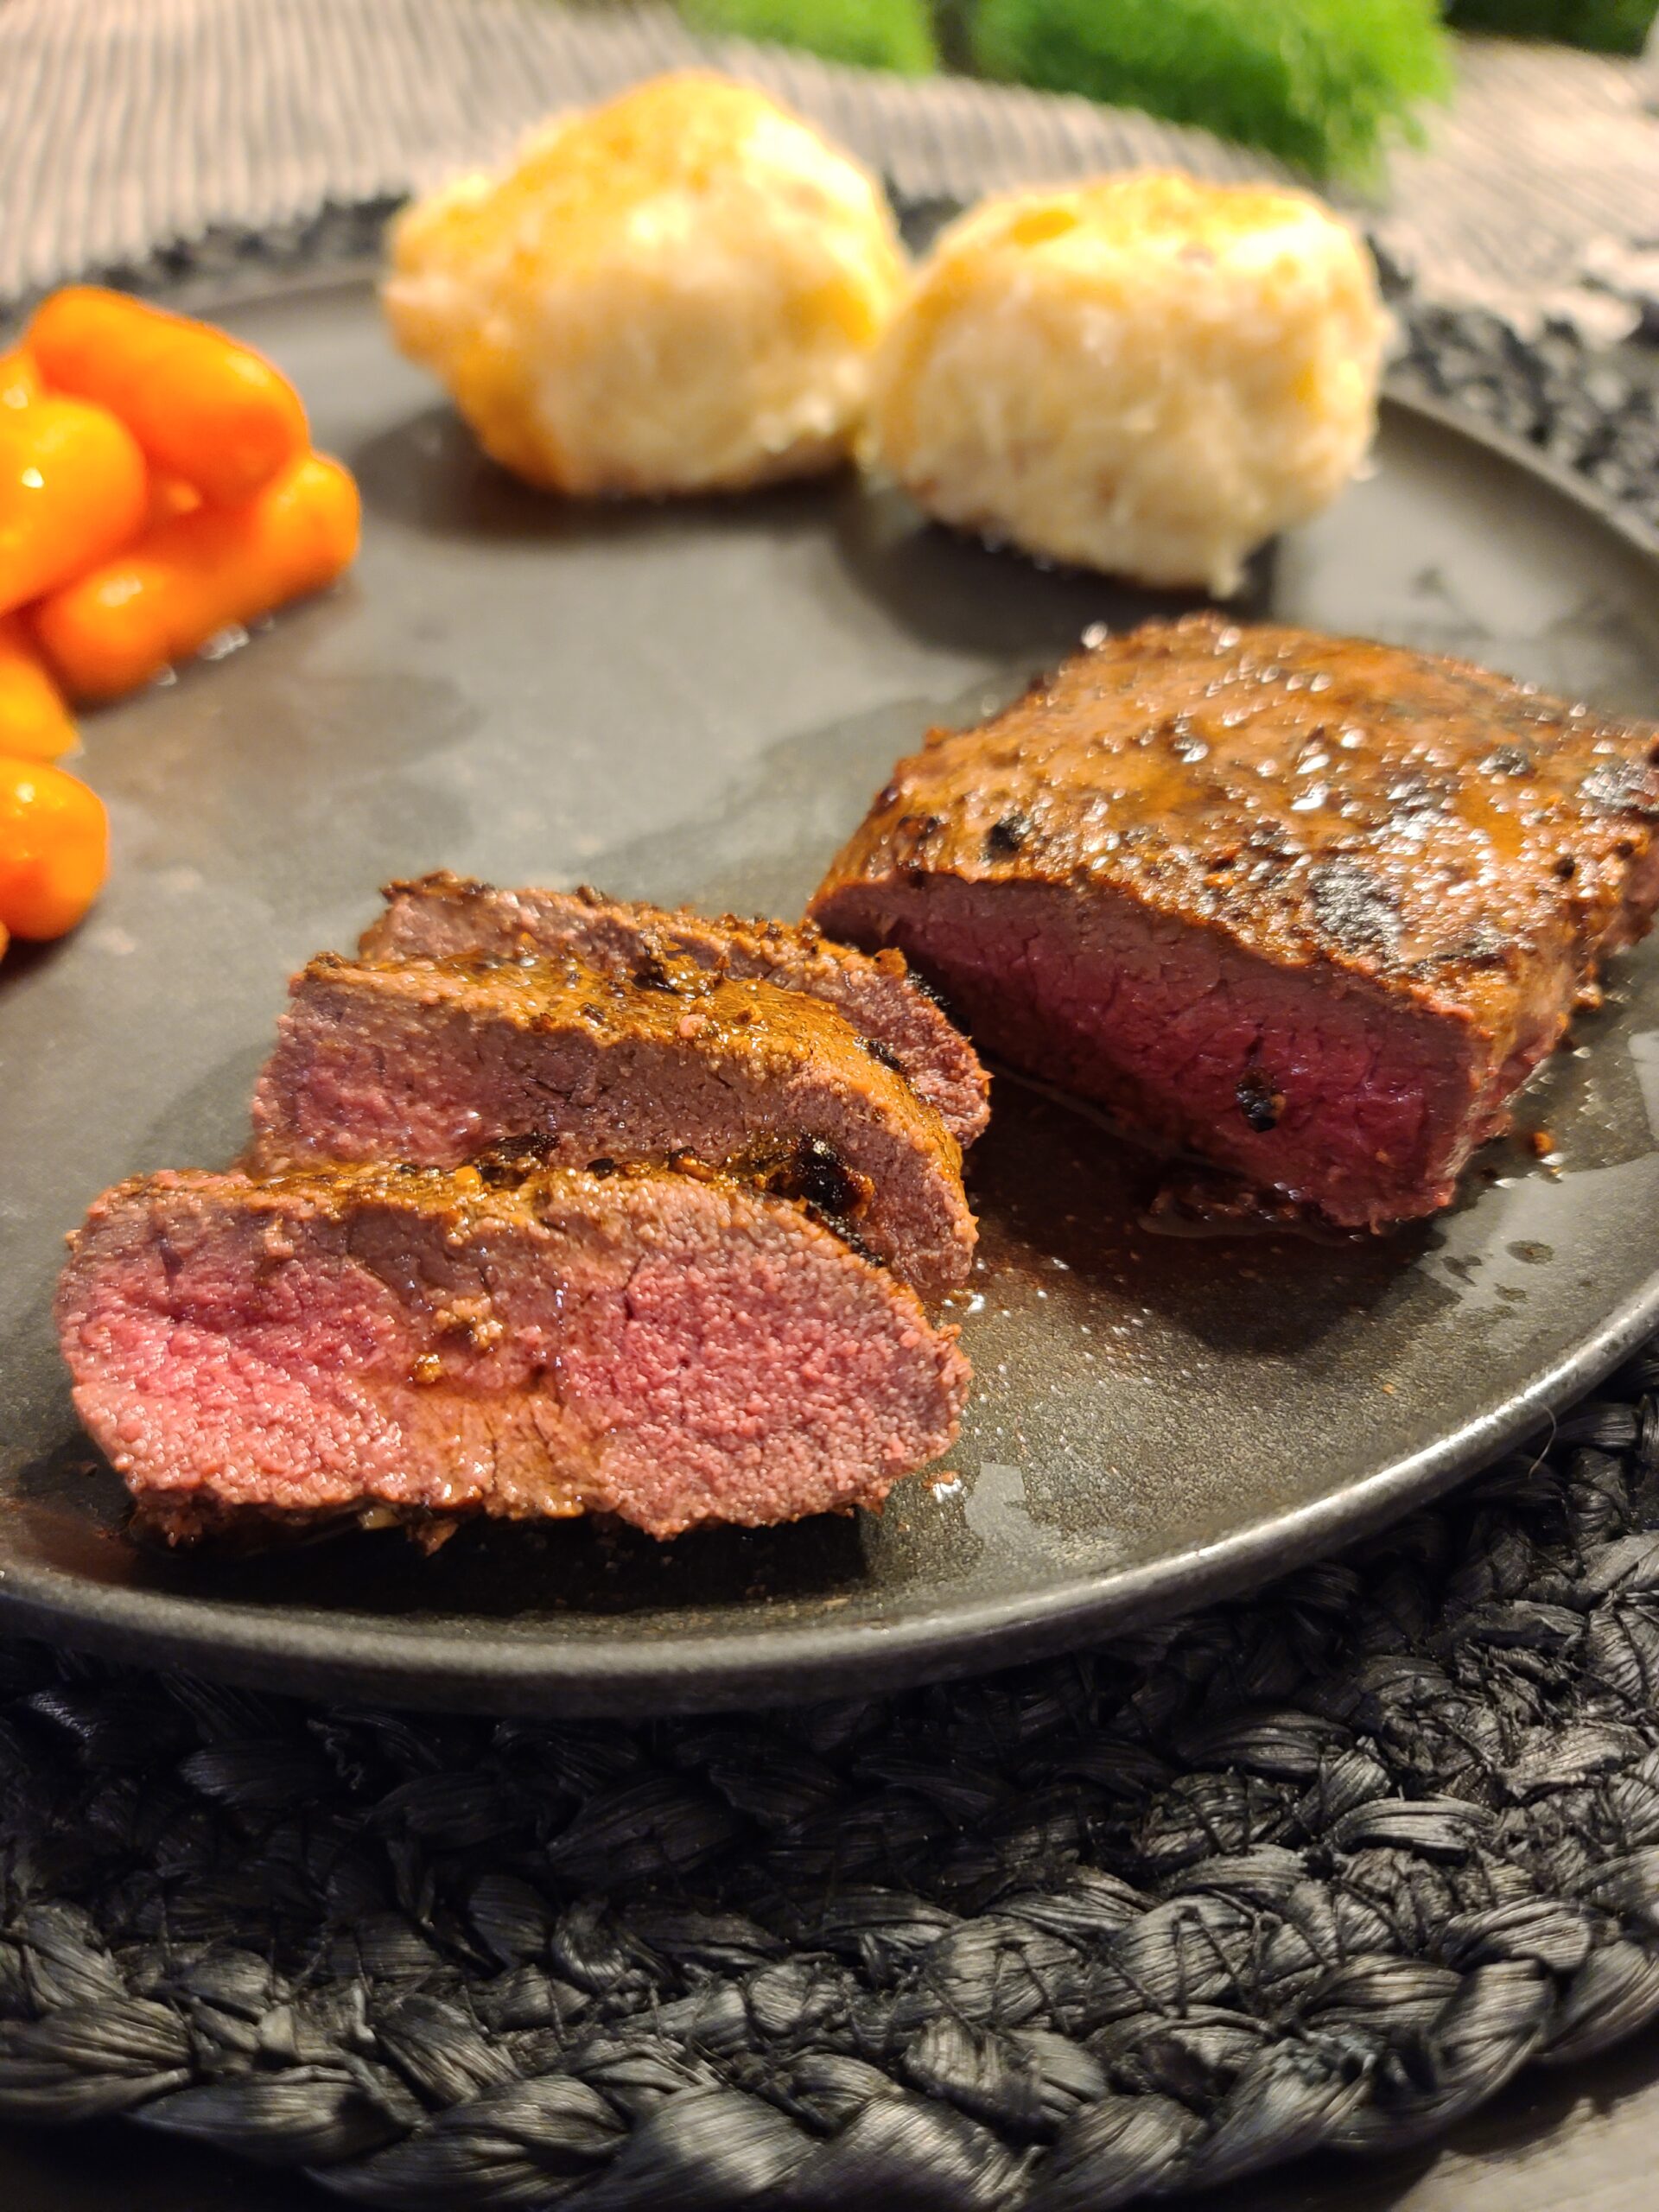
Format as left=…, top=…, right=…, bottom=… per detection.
left=810, top=614, right=1659, bottom=1227
left=362, top=874, right=990, bottom=1144
left=249, top=948, right=976, bottom=1299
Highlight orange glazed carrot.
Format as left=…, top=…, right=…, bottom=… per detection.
left=0, top=614, right=76, bottom=759
left=0, top=753, right=107, bottom=939
left=28, top=288, right=308, bottom=507
left=143, top=472, right=202, bottom=530
left=0, top=350, right=40, bottom=411
left=33, top=451, right=360, bottom=701
left=0, top=394, right=149, bottom=614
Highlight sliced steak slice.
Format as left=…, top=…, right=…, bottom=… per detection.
left=810, top=613, right=1659, bottom=1229
left=56, top=1161, right=970, bottom=1543
left=361, top=874, right=990, bottom=1145
left=248, top=950, right=976, bottom=1299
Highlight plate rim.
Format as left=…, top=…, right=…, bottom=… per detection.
left=6, top=1261, right=1656, bottom=1716
left=5, top=282, right=1658, bottom=1712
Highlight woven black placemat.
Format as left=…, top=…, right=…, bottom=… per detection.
left=3, top=1348, right=1658, bottom=2207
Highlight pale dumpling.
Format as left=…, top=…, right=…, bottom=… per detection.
left=382, top=73, right=907, bottom=498
left=866, top=173, right=1388, bottom=594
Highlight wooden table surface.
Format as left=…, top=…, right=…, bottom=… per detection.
left=6, top=2022, right=1657, bottom=2210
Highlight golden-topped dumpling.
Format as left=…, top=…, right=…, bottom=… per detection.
left=383, top=73, right=907, bottom=497
left=866, top=172, right=1388, bottom=593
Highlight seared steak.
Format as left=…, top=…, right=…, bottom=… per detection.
left=362, top=874, right=990, bottom=1145
left=56, top=1161, right=969, bottom=1542
left=249, top=950, right=976, bottom=1298
left=810, top=614, right=1659, bottom=1227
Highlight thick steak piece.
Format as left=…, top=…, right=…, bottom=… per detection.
left=361, top=874, right=990, bottom=1145
left=56, top=1162, right=970, bottom=1543
left=810, top=614, right=1659, bottom=1228
left=249, top=951, right=976, bottom=1299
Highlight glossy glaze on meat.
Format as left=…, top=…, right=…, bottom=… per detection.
left=249, top=947, right=976, bottom=1298
left=361, top=874, right=989, bottom=1144
left=810, top=614, right=1659, bottom=1226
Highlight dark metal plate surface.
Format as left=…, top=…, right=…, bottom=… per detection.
left=3, top=274, right=1658, bottom=1713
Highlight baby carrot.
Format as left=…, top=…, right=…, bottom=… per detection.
left=0, top=753, right=107, bottom=939
left=33, top=451, right=360, bottom=701
left=143, top=472, right=202, bottom=530
left=28, top=288, right=308, bottom=508
left=0, top=614, right=77, bottom=759
left=0, top=394, right=149, bottom=614
left=0, top=349, right=40, bottom=411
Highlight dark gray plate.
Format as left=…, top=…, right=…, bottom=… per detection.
left=3, top=272, right=1658, bottom=1713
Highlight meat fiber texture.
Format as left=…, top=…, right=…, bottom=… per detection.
left=55, top=1163, right=970, bottom=1543
left=249, top=948, right=976, bottom=1300
left=811, top=614, right=1659, bottom=1229
left=361, top=874, right=989, bottom=1146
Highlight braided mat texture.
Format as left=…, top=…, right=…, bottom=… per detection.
left=3, top=1351, right=1659, bottom=2205
left=1387, top=296, right=1659, bottom=543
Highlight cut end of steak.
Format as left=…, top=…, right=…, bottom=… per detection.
left=56, top=1162, right=971, bottom=1543
left=362, top=873, right=990, bottom=1145
left=249, top=949, right=976, bottom=1299
left=810, top=615, right=1659, bottom=1229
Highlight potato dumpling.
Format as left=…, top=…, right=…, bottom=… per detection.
left=383, top=73, right=907, bottom=498
left=867, top=172, right=1387, bottom=594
